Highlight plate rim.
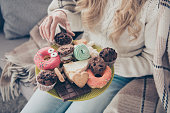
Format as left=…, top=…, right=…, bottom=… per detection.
left=35, top=44, right=114, bottom=101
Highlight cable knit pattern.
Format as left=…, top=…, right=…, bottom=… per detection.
left=48, top=0, right=160, bottom=77
left=47, top=0, right=170, bottom=112
left=47, top=0, right=164, bottom=77
left=83, top=0, right=159, bottom=77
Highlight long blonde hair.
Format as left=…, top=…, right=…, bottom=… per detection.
left=75, top=0, right=147, bottom=41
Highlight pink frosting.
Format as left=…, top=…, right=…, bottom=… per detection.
left=87, top=66, right=112, bottom=88
left=34, top=47, right=61, bottom=70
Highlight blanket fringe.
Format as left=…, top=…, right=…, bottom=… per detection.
left=0, top=61, right=35, bottom=101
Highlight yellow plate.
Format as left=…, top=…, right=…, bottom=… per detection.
left=35, top=44, right=114, bottom=101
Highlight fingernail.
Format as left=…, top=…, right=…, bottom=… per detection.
left=72, top=33, right=75, bottom=36
left=50, top=39, right=53, bottom=42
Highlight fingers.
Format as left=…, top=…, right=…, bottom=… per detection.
left=50, top=16, right=59, bottom=42
left=42, top=19, right=49, bottom=41
left=66, top=21, right=75, bottom=36
left=39, top=19, right=46, bottom=39
left=39, top=16, right=53, bottom=42
left=39, top=11, right=74, bottom=42
left=45, top=16, right=53, bottom=40
left=39, top=17, right=48, bottom=41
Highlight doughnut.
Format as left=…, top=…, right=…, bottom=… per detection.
left=87, top=66, right=112, bottom=88
left=34, top=47, right=61, bottom=70
left=74, top=44, right=90, bottom=61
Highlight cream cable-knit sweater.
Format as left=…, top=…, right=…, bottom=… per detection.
left=48, top=0, right=159, bottom=77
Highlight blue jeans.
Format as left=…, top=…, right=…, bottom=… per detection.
left=21, top=75, right=133, bottom=113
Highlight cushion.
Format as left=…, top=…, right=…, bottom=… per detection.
left=0, top=32, right=29, bottom=68
left=0, top=0, right=52, bottom=39
left=0, top=9, right=4, bottom=31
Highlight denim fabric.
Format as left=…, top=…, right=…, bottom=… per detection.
left=21, top=75, right=133, bottom=113
left=20, top=89, right=72, bottom=113
left=65, top=75, right=134, bottom=113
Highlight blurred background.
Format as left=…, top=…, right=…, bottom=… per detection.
left=0, top=0, right=52, bottom=112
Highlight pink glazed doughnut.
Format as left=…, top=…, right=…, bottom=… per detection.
left=34, top=47, right=61, bottom=70
left=87, top=66, right=112, bottom=88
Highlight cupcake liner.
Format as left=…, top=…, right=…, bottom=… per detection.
left=36, top=75, right=57, bottom=91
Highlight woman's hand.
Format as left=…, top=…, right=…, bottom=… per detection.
left=39, top=10, right=75, bottom=42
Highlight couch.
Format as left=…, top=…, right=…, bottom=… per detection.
left=0, top=0, right=53, bottom=101
left=0, top=0, right=168, bottom=113
left=0, top=31, right=36, bottom=100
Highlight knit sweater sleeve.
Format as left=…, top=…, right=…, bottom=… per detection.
left=114, top=0, right=159, bottom=77
left=47, top=0, right=83, bottom=32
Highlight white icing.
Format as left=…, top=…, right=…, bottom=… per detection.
left=61, top=53, right=73, bottom=61
left=48, top=48, right=54, bottom=53
left=51, top=52, right=58, bottom=57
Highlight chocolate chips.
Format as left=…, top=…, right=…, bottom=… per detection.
left=88, top=56, right=106, bottom=75
left=54, top=26, right=73, bottom=46
left=55, top=79, right=91, bottom=101
left=99, top=47, right=117, bottom=62
left=95, top=74, right=102, bottom=77
left=37, top=70, right=57, bottom=86
left=57, top=44, right=74, bottom=57
left=54, top=33, right=72, bottom=45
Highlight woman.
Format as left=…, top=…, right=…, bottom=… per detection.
left=21, top=0, right=161, bottom=113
